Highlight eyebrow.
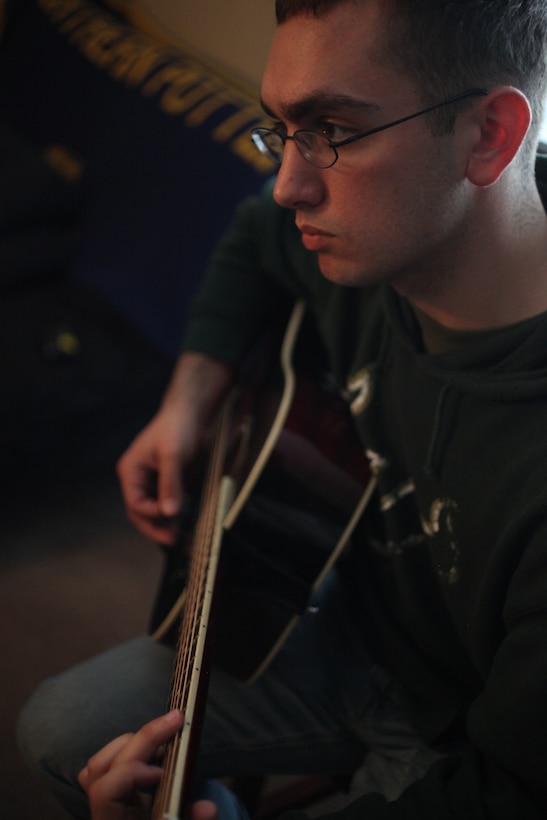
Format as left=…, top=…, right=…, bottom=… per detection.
left=260, top=91, right=381, bottom=123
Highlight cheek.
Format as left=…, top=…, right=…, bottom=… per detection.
left=332, top=166, right=420, bottom=247
left=319, top=162, right=466, bottom=286
left=330, top=153, right=412, bottom=215
left=341, top=155, right=462, bottom=247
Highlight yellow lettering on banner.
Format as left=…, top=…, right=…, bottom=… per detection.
left=142, top=64, right=202, bottom=99
left=37, top=0, right=82, bottom=22
left=182, top=85, right=233, bottom=125
left=42, top=0, right=102, bottom=37
left=69, top=18, right=123, bottom=66
left=59, top=10, right=97, bottom=35
left=106, top=41, right=166, bottom=86
left=57, top=15, right=88, bottom=36
left=36, top=0, right=275, bottom=173
left=160, top=77, right=219, bottom=116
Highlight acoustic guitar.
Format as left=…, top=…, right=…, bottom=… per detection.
left=150, top=301, right=376, bottom=819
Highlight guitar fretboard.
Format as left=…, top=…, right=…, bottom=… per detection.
left=152, top=400, right=236, bottom=819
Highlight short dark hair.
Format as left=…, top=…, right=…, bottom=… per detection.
left=275, top=0, right=547, bottom=147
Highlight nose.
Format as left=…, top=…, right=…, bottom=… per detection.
left=272, top=140, right=326, bottom=210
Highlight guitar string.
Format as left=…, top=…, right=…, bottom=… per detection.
left=154, top=490, right=218, bottom=816
left=156, top=493, right=217, bottom=811
left=169, top=416, right=227, bottom=707
left=153, top=402, right=233, bottom=818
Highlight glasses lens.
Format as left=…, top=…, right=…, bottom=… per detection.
left=295, top=132, right=335, bottom=168
left=252, top=129, right=284, bottom=163
left=251, top=128, right=337, bottom=168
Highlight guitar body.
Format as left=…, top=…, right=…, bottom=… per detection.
left=151, top=303, right=375, bottom=818
left=150, top=302, right=373, bottom=682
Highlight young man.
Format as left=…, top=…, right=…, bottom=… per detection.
left=18, top=1, right=547, bottom=818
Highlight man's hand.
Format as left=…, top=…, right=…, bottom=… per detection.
left=117, top=352, right=234, bottom=545
left=116, top=410, right=196, bottom=545
left=79, top=710, right=185, bottom=820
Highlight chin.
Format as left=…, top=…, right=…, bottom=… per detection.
left=317, top=255, right=373, bottom=288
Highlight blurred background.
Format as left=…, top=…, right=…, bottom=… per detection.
left=0, top=1, right=274, bottom=816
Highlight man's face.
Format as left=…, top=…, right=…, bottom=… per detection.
left=260, top=0, right=474, bottom=295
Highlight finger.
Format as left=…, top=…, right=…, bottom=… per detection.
left=112, top=710, right=185, bottom=767
left=119, top=455, right=183, bottom=544
left=125, top=508, right=180, bottom=546
left=118, top=461, right=180, bottom=544
left=190, top=799, right=220, bottom=820
left=119, top=461, right=161, bottom=512
left=79, top=734, right=135, bottom=790
left=87, top=759, right=162, bottom=820
left=80, top=711, right=184, bottom=798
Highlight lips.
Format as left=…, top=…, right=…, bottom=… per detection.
left=298, top=224, right=334, bottom=252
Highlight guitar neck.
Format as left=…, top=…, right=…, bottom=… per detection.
left=151, top=402, right=237, bottom=820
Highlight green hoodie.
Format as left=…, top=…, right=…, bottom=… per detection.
left=182, top=155, right=547, bottom=819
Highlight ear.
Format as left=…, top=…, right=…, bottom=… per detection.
left=465, top=87, right=531, bottom=187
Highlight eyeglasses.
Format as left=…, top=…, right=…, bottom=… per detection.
left=251, top=88, right=488, bottom=169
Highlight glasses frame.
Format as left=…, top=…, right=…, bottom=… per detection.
left=251, top=88, right=488, bottom=169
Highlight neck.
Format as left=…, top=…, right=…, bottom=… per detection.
left=398, top=175, right=547, bottom=331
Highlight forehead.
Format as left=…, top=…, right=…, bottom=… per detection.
left=261, top=2, right=415, bottom=117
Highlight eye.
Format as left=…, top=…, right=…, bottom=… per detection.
left=316, top=121, right=357, bottom=142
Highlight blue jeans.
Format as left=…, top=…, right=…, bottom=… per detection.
left=17, top=571, right=443, bottom=819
